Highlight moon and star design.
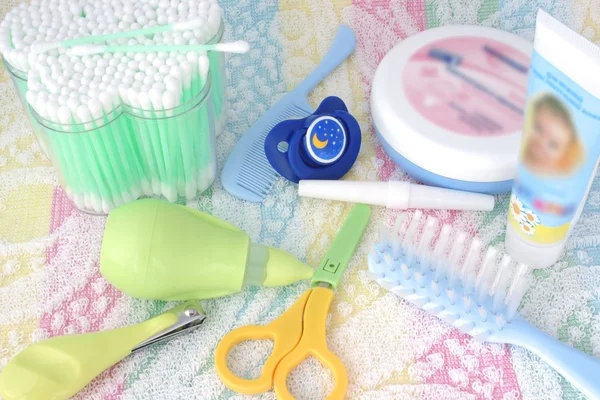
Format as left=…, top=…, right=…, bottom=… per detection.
left=305, top=116, right=347, bottom=165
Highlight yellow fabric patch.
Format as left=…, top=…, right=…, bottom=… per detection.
left=578, top=0, right=600, bottom=43
left=1, top=184, right=54, bottom=243
left=0, top=319, right=40, bottom=357
left=0, top=251, right=45, bottom=288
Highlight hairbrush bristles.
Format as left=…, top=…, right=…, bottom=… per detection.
left=369, top=213, right=600, bottom=398
left=368, top=212, right=531, bottom=342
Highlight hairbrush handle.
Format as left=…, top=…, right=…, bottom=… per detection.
left=503, top=318, right=600, bottom=399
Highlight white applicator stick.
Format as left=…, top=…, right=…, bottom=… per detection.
left=298, top=180, right=496, bottom=211
left=88, top=96, right=134, bottom=204
left=56, top=104, right=96, bottom=213
left=69, top=40, right=250, bottom=55
left=148, top=86, right=177, bottom=202
left=194, top=53, right=211, bottom=190
left=30, top=18, right=208, bottom=54
left=164, top=88, right=196, bottom=200
left=76, top=103, right=121, bottom=212
left=132, top=87, right=168, bottom=198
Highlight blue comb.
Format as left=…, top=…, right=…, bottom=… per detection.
left=221, top=25, right=356, bottom=202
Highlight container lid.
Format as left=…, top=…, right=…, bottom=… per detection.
left=372, top=25, right=533, bottom=183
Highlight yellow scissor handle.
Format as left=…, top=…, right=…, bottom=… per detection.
left=273, top=286, right=348, bottom=400
left=215, top=290, right=312, bottom=394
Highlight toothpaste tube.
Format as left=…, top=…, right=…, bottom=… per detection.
left=505, top=9, right=600, bottom=268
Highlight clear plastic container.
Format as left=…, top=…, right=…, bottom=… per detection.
left=30, top=75, right=216, bottom=215
left=126, top=77, right=217, bottom=203
left=3, top=57, right=51, bottom=157
left=3, top=18, right=227, bottom=160
left=207, top=20, right=227, bottom=136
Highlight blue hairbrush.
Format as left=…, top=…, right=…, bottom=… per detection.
left=369, top=211, right=600, bottom=399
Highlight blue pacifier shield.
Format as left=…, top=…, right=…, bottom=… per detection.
left=305, top=116, right=347, bottom=165
left=264, top=96, right=361, bottom=183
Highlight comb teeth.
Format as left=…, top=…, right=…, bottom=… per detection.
left=235, top=105, right=309, bottom=198
left=368, top=212, right=531, bottom=341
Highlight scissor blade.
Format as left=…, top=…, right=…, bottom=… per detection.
left=311, top=204, right=371, bottom=289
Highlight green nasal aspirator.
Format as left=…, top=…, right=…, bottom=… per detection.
left=100, top=199, right=315, bottom=300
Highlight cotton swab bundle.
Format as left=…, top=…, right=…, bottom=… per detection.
left=1, top=0, right=230, bottom=139
left=1, top=0, right=233, bottom=213
left=368, top=211, right=600, bottom=399
left=28, top=52, right=216, bottom=211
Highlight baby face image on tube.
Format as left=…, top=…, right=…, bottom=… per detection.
left=521, top=93, right=584, bottom=176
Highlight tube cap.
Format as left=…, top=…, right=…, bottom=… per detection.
left=299, top=180, right=495, bottom=211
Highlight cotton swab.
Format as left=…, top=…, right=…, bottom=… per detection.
left=125, top=85, right=161, bottom=196
left=58, top=104, right=103, bottom=213
left=195, top=53, right=215, bottom=191
left=207, top=49, right=226, bottom=134
left=69, top=40, right=249, bottom=55
left=147, top=86, right=180, bottom=198
left=106, top=85, right=151, bottom=197
left=76, top=103, right=120, bottom=213
left=116, top=84, right=152, bottom=197
left=30, top=18, right=209, bottom=54
left=179, top=60, right=192, bottom=103
left=146, top=86, right=177, bottom=201
left=163, top=88, right=196, bottom=199
left=88, top=96, right=134, bottom=204
left=33, top=91, right=85, bottom=210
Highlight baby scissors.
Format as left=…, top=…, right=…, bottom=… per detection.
left=215, top=204, right=371, bottom=399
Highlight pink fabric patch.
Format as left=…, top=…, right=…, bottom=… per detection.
left=349, top=0, right=472, bottom=227
left=38, top=268, right=122, bottom=335
left=49, top=186, right=75, bottom=233
left=104, top=382, right=126, bottom=400
left=411, top=328, right=521, bottom=399
left=46, top=186, right=75, bottom=261
left=40, top=185, right=125, bottom=399
left=350, top=5, right=520, bottom=399
left=348, top=0, right=426, bottom=182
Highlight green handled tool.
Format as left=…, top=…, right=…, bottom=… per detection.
left=0, top=301, right=206, bottom=400
left=215, top=204, right=371, bottom=399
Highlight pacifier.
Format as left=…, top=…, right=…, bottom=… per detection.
left=264, top=96, right=361, bottom=183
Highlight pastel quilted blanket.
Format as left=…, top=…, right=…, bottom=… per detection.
left=1, top=0, right=600, bottom=399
